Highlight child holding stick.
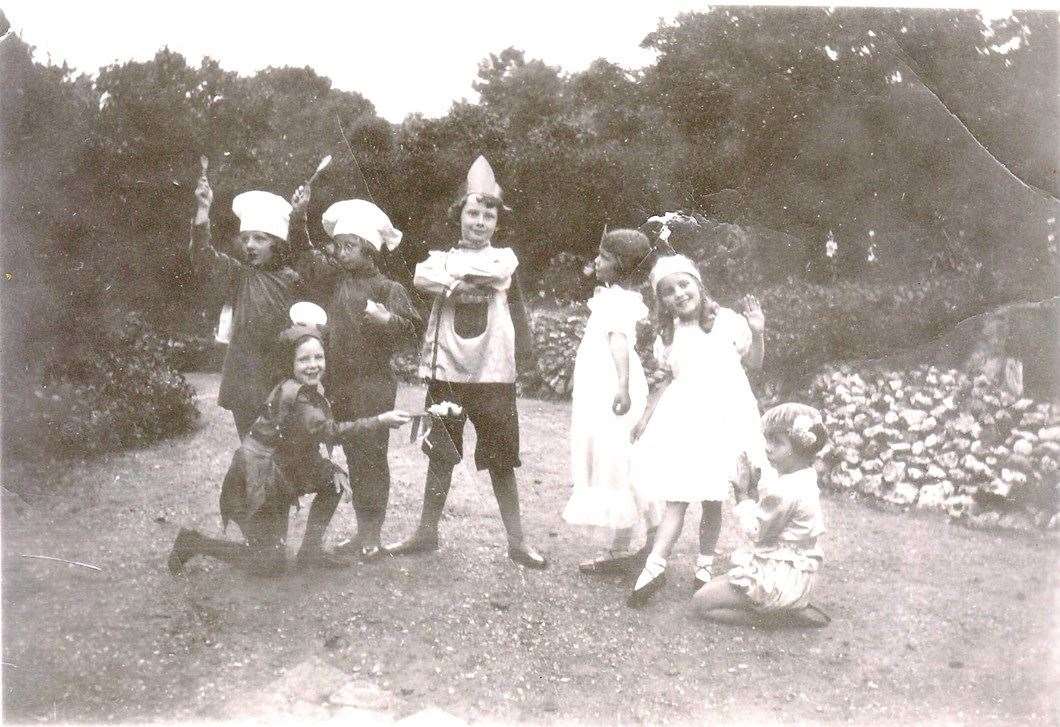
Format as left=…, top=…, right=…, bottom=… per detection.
left=387, top=156, right=546, bottom=569
left=168, top=310, right=411, bottom=576
left=288, top=187, right=421, bottom=560
left=192, top=175, right=305, bottom=438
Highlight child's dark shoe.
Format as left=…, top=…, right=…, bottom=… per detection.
left=578, top=550, right=639, bottom=575
left=167, top=528, right=198, bottom=574
left=385, top=531, right=440, bottom=557
left=508, top=545, right=548, bottom=570
left=790, top=604, right=831, bottom=628
left=627, top=571, right=666, bottom=608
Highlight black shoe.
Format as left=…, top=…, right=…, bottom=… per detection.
left=385, top=532, right=440, bottom=557
left=692, top=576, right=708, bottom=593
left=578, top=550, right=639, bottom=575
left=508, top=545, right=548, bottom=570
left=167, top=529, right=198, bottom=574
left=627, top=571, right=667, bottom=608
left=629, top=543, right=652, bottom=573
left=790, top=604, right=832, bottom=628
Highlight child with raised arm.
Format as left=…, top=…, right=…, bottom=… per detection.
left=167, top=311, right=411, bottom=577
left=288, top=187, right=421, bottom=560
left=692, top=403, right=831, bottom=628
left=563, top=229, right=662, bottom=573
left=192, top=176, right=305, bottom=438
left=387, top=156, right=546, bottom=570
left=627, top=254, right=768, bottom=607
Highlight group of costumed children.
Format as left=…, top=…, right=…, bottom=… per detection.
left=168, top=156, right=830, bottom=626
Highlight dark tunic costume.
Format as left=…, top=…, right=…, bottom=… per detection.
left=191, top=221, right=306, bottom=436
left=219, top=378, right=380, bottom=553
left=291, top=225, right=421, bottom=532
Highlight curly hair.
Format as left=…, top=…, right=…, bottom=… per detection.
left=762, top=402, right=829, bottom=458
left=653, top=275, right=720, bottom=346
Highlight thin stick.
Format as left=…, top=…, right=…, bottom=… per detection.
left=19, top=554, right=103, bottom=572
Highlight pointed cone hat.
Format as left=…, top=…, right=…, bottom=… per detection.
left=466, top=155, right=503, bottom=199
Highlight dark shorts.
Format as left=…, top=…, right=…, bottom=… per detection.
left=422, top=381, right=520, bottom=472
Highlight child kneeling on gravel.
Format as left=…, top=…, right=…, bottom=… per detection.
left=168, top=306, right=410, bottom=577
left=692, top=403, right=831, bottom=628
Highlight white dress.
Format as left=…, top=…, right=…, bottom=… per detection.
left=631, top=308, right=767, bottom=503
left=564, top=286, right=659, bottom=529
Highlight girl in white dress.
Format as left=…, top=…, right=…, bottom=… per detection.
left=563, top=229, right=661, bottom=573
left=628, top=254, right=768, bottom=607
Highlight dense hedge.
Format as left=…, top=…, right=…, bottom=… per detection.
left=3, top=314, right=199, bottom=458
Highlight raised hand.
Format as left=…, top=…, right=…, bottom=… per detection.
left=290, top=183, right=311, bottom=216
left=740, top=294, right=764, bottom=333
left=195, top=175, right=213, bottom=212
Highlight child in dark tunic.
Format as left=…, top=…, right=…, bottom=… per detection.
left=288, top=189, right=422, bottom=559
left=192, top=176, right=306, bottom=438
left=167, top=321, right=411, bottom=576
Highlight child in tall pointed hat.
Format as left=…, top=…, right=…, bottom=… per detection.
left=387, top=155, right=546, bottom=570
left=287, top=187, right=421, bottom=560
left=191, top=173, right=307, bottom=439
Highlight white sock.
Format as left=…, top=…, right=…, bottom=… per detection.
left=635, top=554, right=666, bottom=590
left=695, top=554, right=715, bottom=581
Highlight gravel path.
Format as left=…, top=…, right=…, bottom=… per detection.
left=2, top=373, right=1057, bottom=724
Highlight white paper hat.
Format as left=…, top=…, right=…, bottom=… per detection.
left=649, top=254, right=701, bottom=291
left=232, top=191, right=292, bottom=241
left=466, top=155, right=503, bottom=199
left=289, top=301, right=328, bottom=327
left=321, top=199, right=403, bottom=251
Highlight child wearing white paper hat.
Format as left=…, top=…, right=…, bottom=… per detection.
left=287, top=189, right=421, bottom=560
left=192, top=176, right=306, bottom=439
left=626, top=254, right=769, bottom=607
left=387, top=155, right=547, bottom=570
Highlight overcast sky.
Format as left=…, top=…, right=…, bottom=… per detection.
left=2, top=1, right=1030, bottom=122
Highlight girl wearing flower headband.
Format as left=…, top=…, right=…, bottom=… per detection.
left=167, top=309, right=411, bottom=577
left=692, top=403, right=831, bottom=628
left=627, top=254, right=768, bottom=607
left=563, top=229, right=663, bottom=574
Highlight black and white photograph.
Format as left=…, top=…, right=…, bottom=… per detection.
left=1, top=1, right=1057, bottom=724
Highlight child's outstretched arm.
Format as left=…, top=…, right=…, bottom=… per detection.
left=739, top=294, right=765, bottom=370
left=608, top=332, right=631, bottom=415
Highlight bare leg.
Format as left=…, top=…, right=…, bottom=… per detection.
left=649, top=501, right=689, bottom=562
left=698, top=500, right=723, bottom=555
left=491, top=468, right=547, bottom=569
left=386, top=459, right=453, bottom=555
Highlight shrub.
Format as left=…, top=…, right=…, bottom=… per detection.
left=5, top=313, right=199, bottom=458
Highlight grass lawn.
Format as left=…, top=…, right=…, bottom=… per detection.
left=2, top=373, right=1057, bottom=725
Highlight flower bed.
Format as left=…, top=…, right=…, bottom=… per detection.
left=811, top=364, right=1060, bottom=530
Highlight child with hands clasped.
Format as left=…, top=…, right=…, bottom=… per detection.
left=627, top=254, right=768, bottom=607
left=692, top=403, right=831, bottom=628
left=563, top=229, right=662, bottom=573
left=192, top=176, right=306, bottom=439
left=168, top=307, right=411, bottom=577
left=288, top=186, right=421, bottom=560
